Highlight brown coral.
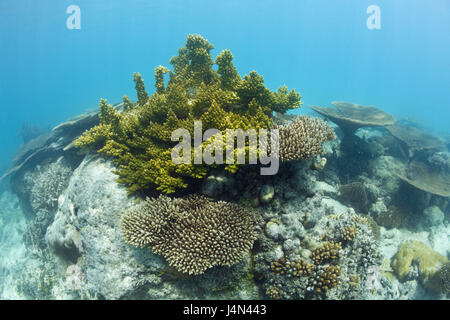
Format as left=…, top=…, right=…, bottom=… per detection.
left=270, top=257, right=314, bottom=277
left=311, top=241, right=342, bottom=265
left=341, top=225, right=358, bottom=242
left=339, top=182, right=368, bottom=213
left=266, top=286, right=283, bottom=299
left=314, top=265, right=341, bottom=293
left=349, top=274, right=360, bottom=291
left=120, top=194, right=257, bottom=275
left=288, top=259, right=315, bottom=277
left=277, top=116, right=336, bottom=162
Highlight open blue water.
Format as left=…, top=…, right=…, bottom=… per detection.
left=1, top=0, right=449, bottom=170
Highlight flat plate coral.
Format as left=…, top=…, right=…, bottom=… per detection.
left=385, top=124, right=445, bottom=156
left=310, top=101, right=395, bottom=134
left=395, top=160, right=450, bottom=197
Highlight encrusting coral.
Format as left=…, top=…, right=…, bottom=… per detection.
left=75, top=34, right=305, bottom=194
left=120, top=194, right=257, bottom=275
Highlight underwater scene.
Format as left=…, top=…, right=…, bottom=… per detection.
left=0, top=0, right=449, bottom=302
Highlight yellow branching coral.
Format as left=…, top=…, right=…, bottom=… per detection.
left=75, top=34, right=302, bottom=194
left=120, top=194, right=257, bottom=275
left=133, top=72, right=149, bottom=106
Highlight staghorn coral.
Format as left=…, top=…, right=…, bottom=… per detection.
left=311, top=241, right=342, bottom=265
left=277, top=116, right=336, bottom=162
left=76, top=34, right=302, bottom=194
left=120, top=194, right=257, bottom=275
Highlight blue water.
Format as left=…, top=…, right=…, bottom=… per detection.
left=1, top=0, right=449, bottom=170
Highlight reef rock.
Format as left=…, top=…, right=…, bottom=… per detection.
left=422, top=206, right=445, bottom=228
left=46, top=154, right=164, bottom=299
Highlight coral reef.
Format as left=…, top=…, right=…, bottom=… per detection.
left=121, top=194, right=257, bottom=275
left=251, top=162, right=382, bottom=300
left=2, top=34, right=448, bottom=302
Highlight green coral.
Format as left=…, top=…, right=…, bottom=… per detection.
left=75, top=34, right=302, bottom=194
left=391, top=240, right=448, bottom=285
